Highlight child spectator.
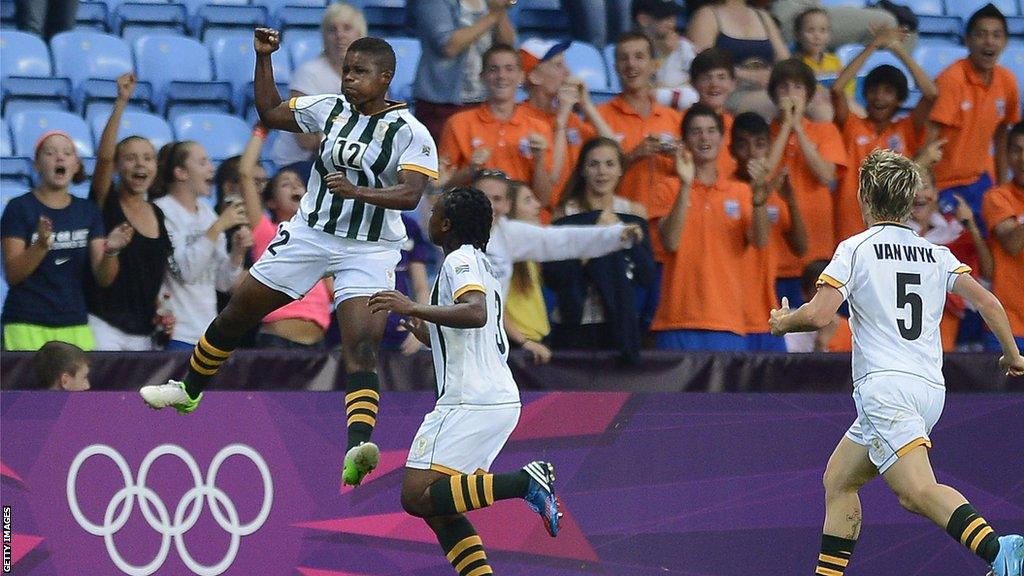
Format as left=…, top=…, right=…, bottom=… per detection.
left=782, top=259, right=852, bottom=353
left=981, top=121, right=1024, bottom=352
left=238, top=128, right=333, bottom=350
left=439, top=44, right=558, bottom=205
left=651, top=104, right=769, bottom=351
left=504, top=181, right=551, bottom=345
left=831, top=25, right=938, bottom=243
left=598, top=31, right=683, bottom=219
left=1, top=132, right=133, bottom=351
left=930, top=4, right=1020, bottom=226
left=767, top=58, right=848, bottom=307
left=632, top=0, right=699, bottom=111
left=152, top=141, right=251, bottom=349
left=33, top=341, right=89, bottom=391
left=793, top=7, right=848, bottom=121
left=729, top=112, right=808, bottom=352
left=545, top=139, right=657, bottom=363
left=86, top=72, right=174, bottom=351
left=688, top=48, right=739, bottom=177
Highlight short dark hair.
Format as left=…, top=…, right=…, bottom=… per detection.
left=614, top=30, right=656, bottom=59
left=863, top=64, right=909, bottom=103
left=768, top=58, right=817, bottom=104
left=442, top=187, right=493, bottom=251
left=965, top=3, right=1008, bottom=37
left=349, top=36, right=396, bottom=75
left=34, top=341, right=87, bottom=389
left=731, top=111, right=770, bottom=141
left=801, top=259, right=831, bottom=296
left=682, top=102, right=723, bottom=135
left=482, top=43, right=519, bottom=70
left=690, top=47, right=735, bottom=80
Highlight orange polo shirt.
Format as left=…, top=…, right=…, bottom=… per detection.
left=744, top=191, right=793, bottom=333
left=521, top=102, right=597, bottom=209
left=598, top=95, right=682, bottom=218
left=931, top=59, right=1020, bottom=189
left=982, top=182, right=1024, bottom=336
left=771, top=118, right=848, bottom=278
left=834, top=114, right=925, bottom=242
left=438, top=103, right=554, bottom=184
left=651, top=175, right=752, bottom=334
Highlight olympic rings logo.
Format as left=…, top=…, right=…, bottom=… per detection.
left=66, top=444, right=273, bottom=576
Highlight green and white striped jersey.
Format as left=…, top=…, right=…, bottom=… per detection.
left=289, top=94, right=438, bottom=243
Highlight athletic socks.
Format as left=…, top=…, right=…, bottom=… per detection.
left=345, top=372, right=380, bottom=451
left=436, top=516, right=493, bottom=576
left=429, top=471, right=530, bottom=515
left=816, top=534, right=856, bottom=576
left=946, top=503, right=1001, bottom=563
left=183, top=323, right=238, bottom=399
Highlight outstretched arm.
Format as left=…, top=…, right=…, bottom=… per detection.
left=769, top=288, right=844, bottom=335
left=91, top=72, right=137, bottom=205
left=254, top=28, right=302, bottom=132
left=952, top=274, right=1024, bottom=375
left=368, top=289, right=487, bottom=328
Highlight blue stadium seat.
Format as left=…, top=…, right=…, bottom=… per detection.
left=388, top=36, right=420, bottom=102
left=80, top=78, right=155, bottom=118
left=946, top=0, right=1020, bottom=19
left=113, top=3, right=188, bottom=46
left=50, top=31, right=133, bottom=89
left=209, top=34, right=291, bottom=110
left=912, top=44, right=968, bottom=78
left=1010, top=16, right=1024, bottom=38
left=0, top=117, right=11, bottom=156
left=363, top=0, right=407, bottom=36
left=1, top=77, right=73, bottom=116
left=180, top=0, right=249, bottom=14
left=172, top=113, right=249, bottom=160
left=515, top=0, right=570, bottom=39
left=603, top=43, right=620, bottom=92
left=837, top=44, right=915, bottom=87
left=89, top=110, right=174, bottom=150
left=0, top=30, right=51, bottom=78
left=193, top=4, right=269, bottom=41
left=76, top=2, right=111, bottom=31
left=134, top=35, right=217, bottom=109
left=286, top=31, right=323, bottom=69
left=1, top=184, right=30, bottom=210
left=10, top=110, right=95, bottom=157
left=1000, top=43, right=1024, bottom=80
left=275, top=5, right=325, bottom=34
left=916, top=15, right=962, bottom=39
left=909, top=0, right=945, bottom=17
left=253, top=0, right=325, bottom=15
left=0, top=157, right=32, bottom=187
left=564, top=41, right=609, bottom=90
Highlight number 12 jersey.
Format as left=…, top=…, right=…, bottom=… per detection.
left=818, top=223, right=971, bottom=386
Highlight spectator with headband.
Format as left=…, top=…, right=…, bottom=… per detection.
left=269, top=2, right=367, bottom=181
left=87, top=72, right=174, bottom=351
left=632, top=0, right=699, bottom=112
left=1, top=132, right=133, bottom=351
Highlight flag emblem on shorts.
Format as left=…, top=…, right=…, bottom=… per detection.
left=454, top=264, right=470, bottom=274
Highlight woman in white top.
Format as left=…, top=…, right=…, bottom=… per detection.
left=269, top=2, right=367, bottom=173
left=152, top=141, right=252, bottom=349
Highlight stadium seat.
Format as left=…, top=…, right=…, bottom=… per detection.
left=11, top=111, right=94, bottom=158
left=516, top=0, right=571, bottom=39
left=79, top=78, right=155, bottom=117
left=0, top=117, right=11, bottom=156
left=113, top=3, right=188, bottom=46
left=388, top=36, right=420, bottom=102
left=564, top=41, right=609, bottom=90
left=0, top=184, right=29, bottom=210
left=275, top=5, right=325, bottom=34
left=362, top=0, right=407, bottom=36
left=0, top=1, right=14, bottom=29
left=193, top=4, right=269, bottom=42
left=50, top=31, right=133, bottom=90
left=1000, top=43, right=1024, bottom=80
left=134, top=35, right=219, bottom=110
left=286, top=31, right=323, bottom=69
left=0, top=30, right=51, bottom=78
left=916, top=15, right=962, bottom=39
left=253, top=0, right=325, bottom=16
left=89, top=110, right=174, bottom=151
left=912, top=44, right=968, bottom=78
left=909, top=0, right=945, bottom=17
left=946, top=0, right=1020, bottom=19
left=1, top=77, right=73, bottom=116
left=209, top=33, right=291, bottom=110
left=0, top=157, right=32, bottom=187
left=172, top=112, right=249, bottom=160
left=180, top=0, right=249, bottom=14
left=1009, top=16, right=1024, bottom=38
left=837, top=44, right=915, bottom=87
left=603, top=43, right=620, bottom=92
left=76, top=1, right=110, bottom=31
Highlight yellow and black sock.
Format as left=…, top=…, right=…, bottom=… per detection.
left=946, top=503, right=1001, bottom=563
left=345, top=372, right=380, bottom=451
left=815, top=534, right=855, bottom=576
left=183, top=324, right=237, bottom=399
left=429, top=471, right=530, bottom=515
left=436, top=516, right=493, bottom=576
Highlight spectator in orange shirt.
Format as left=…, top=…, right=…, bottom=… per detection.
left=981, top=121, right=1024, bottom=352
left=830, top=24, right=939, bottom=243
left=651, top=104, right=769, bottom=350
left=730, top=112, right=808, bottom=352
left=597, top=31, right=683, bottom=219
left=930, top=4, right=1020, bottom=229
left=519, top=38, right=613, bottom=210
left=438, top=43, right=559, bottom=204
left=782, top=259, right=852, bottom=353
left=766, top=58, right=848, bottom=307
left=688, top=48, right=739, bottom=177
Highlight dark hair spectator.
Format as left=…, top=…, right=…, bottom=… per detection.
left=33, top=341, right=89, bottom=390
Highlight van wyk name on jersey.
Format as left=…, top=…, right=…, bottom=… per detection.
left=873, top=243, right=938, bottom=263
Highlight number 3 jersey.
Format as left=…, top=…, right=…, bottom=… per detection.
left=818, top=223, right=971, bottom=386
left=289, top=94, right=438, bottom=244
left=429, top=245, right=520, bottom=409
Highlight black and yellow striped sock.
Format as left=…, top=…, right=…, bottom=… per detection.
left=436, top=516, right=492, bottom=576
left=815, top=534, right=855, bottom=576
left=429, top=471, right=530, bottom=515
left=345, top=372, right=380, bottom=451
left=183, top=324, right=237, bottom=399
left=946, top=503, right=1001, bottom=563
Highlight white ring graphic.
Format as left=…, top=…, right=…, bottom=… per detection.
left=67, top=443, right=273, bottom=576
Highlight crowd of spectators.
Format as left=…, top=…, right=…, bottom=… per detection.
left=2, top=0, right=1022, bottom=362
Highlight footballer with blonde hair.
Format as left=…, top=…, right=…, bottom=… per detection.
left=770, top=149, right=1024, bottom=576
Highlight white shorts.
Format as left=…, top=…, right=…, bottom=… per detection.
left=845, top=373, right=945, bottom=474
left=406, top=405, right=521, bottom=475
left=250, top=217, right=400, bottom=304
left=88, top=314, right=154, bottom=351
